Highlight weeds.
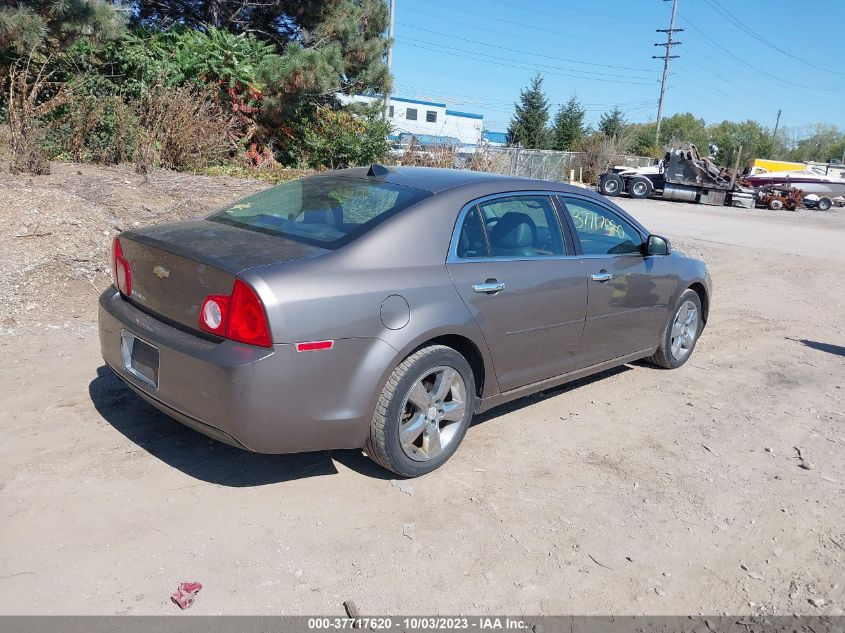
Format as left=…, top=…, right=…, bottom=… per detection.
left=5, top=54, right=73, bottom=175
left=578, top=132, right=634, bottom=184
left=134, top=83, right=230, bottom=175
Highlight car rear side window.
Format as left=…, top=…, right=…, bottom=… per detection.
left=456, top=207, right=488, bottom=258
left=559, top=196, right=643, bottom=256
left=210, top=176, right=430, bottom=249
left=478, top=195, right=565, bottom=258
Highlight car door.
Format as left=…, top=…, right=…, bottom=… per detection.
left=557, top=194, right=671, bottom=369
left=446, top=193, right=588, bottom=393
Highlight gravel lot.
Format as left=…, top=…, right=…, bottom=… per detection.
left=1, top=169, right=844, bottom=616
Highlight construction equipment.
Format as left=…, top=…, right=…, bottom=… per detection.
left=755, top=183, right=803, bottom=211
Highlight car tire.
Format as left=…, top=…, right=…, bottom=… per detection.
left=628, top=176, right=652, bottom=199
left=647, top=289, right=703, bottom=369
left=599, top=173, right=623, bottom=196
left=365, top=345, right=476, bottom=477
left=818, top=196, right=832, bottom=211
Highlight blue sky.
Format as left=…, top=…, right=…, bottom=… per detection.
left=389, top=0, right=845, bottom=135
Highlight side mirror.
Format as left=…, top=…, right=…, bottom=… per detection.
left=645, top=234, right=671, bottom=256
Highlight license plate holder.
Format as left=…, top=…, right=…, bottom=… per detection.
left=121, top=330, right=159, bottom=389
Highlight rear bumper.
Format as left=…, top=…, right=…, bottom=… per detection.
left=98, top=288, right=397, bottom=453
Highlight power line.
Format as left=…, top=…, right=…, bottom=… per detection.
left=653, top=0, right=682, bottom=146
left=678, top=12, right=844, bottom=92
left=482, top=0, right=621, bottom=26
left=702, top=0, right=845, bottom=76
left=382, top=0, right=394, bottom=118
left=424, top=0, right=636, bottom=46
left=396, top=37, right=657, bottom=86
left=396, top=21, right=659, bottom=75
left=392, top=83, right=655, bottom=111
left=400, top=4, right=641, bottom=59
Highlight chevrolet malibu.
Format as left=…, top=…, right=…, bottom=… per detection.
left=99, top=166, right=711, bottom=477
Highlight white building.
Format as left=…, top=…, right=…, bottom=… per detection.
left=342, top=94, right=490, bottom=147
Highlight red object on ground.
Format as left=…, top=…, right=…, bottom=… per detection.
left=171, top=582, right=203, bottom=609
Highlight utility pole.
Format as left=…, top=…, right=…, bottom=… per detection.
left=653, top=0, right=682, bottom=147
left=772, top=108, right=782, bottom=141
left=383, top=0, right=395, bottom=120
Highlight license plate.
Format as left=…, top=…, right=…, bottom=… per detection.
left=121, top=330, right=159, bottom=389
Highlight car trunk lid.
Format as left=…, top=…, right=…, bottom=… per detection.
left=118, top=219, right=326, bottom=333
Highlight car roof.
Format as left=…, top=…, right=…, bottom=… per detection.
left=319, top=165, right=590, bottom=195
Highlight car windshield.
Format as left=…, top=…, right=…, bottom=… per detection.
left=209, top=176, right=430, bottom=249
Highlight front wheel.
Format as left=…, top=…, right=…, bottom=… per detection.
left=647, top=289, right=703, bottom=369
left=818, top=196, right=832, bottom=211
left=365, top=345, right=475, bottom=477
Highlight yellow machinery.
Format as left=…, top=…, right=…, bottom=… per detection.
left=746, top=158, right=807, bottom=175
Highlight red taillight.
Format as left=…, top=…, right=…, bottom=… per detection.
left=112, top=237, right=131, bottom=296
left=199, top=279, right=271, bottom=348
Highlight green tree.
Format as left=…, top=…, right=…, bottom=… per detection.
left=136, top=0, right=342, bottom=46
left=507, top=72, right=550, bottom=149
left=784, top=124, right=845, bottom=162
left=598, top=106, right=626, bottom=139
left=627, top=122, right=659, bottom=157
left=708, top=119, right=775, bottom=166
left=255, top=0, right=391, bottom=136
left=659, top=112, right=708, bottom=150
left=0, top=0, right=124, bottom=55
left=551, top=95, right=585, bottom=151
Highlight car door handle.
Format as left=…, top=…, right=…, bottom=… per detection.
left=591, top=271, right=613, bottom=283
left=472, top=281, right=505, bottom=294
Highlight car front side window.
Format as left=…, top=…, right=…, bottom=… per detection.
left=560, top=196, right=643, bottom=256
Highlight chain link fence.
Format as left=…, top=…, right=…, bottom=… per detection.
left=454, top=147, right=656, bottom=183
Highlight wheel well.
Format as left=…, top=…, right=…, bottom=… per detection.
left=689, top=282, right=709, bottom=323
left=422, top=335, right=485, bottom=398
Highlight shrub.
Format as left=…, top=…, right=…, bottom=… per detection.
left=133, top=83, right=230, bottom=174
left=45, top=94, right=136, bottom=163
left=5, top=57, right=73, bottom=175
left=293, top=106, right=389, bottom=169
left=578, top=132, right=633, bottom=184
left=398, top=139, right=457, bottom=168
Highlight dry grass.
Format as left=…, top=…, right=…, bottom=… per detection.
left=134, top=84, right=230, bottom=175
left=397, top=140, right=458, bottom=168
left=578, top=132, right=634, bottom=184
left=5, top=55, right=73, bottom=175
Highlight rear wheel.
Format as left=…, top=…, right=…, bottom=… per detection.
left=599, top=173, right=623, bottom=196
left=818, top=196, right=832, bottom=211
left=647, top=289, right=703, bottom=369
left=628, top=176, right=653, bottom=199
left=365, top=345, right=475, bottom=477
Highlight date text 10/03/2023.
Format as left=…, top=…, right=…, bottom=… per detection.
left=307, top=617, right=531, bottom=630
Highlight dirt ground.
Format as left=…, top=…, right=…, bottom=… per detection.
left=1, top=166, right=844, bottom=616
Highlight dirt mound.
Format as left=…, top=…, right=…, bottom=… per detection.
left=0, top=162, right=267, bottom=336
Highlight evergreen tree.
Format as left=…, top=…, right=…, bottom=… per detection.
left=507, top=72, right=550, bottom=149
left=0, top=0, right=124, bottom=54
left=598, top=106, right=626, bottom=139
left=551, top=95, right=585, bottom=151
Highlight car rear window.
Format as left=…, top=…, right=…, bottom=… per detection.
left=209, top=176, right=430, bottom=249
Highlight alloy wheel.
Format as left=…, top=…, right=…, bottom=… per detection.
left=670, top=300, right=699, bottom=360
left=399, top=366, right=467, bottom=461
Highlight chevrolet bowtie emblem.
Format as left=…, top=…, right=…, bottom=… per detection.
left=153, top=265, right=170, bottom=279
